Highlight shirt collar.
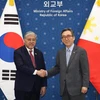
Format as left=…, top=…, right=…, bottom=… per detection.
left=25, top=47, right=34, bottom=54
left=66, top=44, right=74, bottom=52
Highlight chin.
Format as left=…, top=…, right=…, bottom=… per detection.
left=28, top=47, right=34, bottom=49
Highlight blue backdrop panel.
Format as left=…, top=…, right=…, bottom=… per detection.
left=1, top=0, right=100, bottom=100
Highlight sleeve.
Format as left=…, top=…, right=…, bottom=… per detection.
left=47, top=51, right=60, bottom=78
left=79, top=49, right=89, bottom=88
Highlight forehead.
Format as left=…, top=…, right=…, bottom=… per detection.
left=62, top=30, right=72, bottom=35
left=25, top=34, right=36, bottom=39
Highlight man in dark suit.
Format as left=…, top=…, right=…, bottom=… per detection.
left=38, top=28, right=89, bottom=100
left=14, top=31, right=47, bottom=100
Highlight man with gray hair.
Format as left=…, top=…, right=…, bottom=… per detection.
left=14, top=31, right=47, bottom=100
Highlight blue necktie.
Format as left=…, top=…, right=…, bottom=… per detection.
left=66, top=49, right=70, bottom=66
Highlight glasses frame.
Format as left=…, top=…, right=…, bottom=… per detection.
left=62, top=35, right=73, bottom=39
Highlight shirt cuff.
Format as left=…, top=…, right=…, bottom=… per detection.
left=33, top=70, right=37, bottom=75
left=46, top=71, right=48, bottom=76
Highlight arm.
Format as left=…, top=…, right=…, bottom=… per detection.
left=80, top=49, right=89, bottom=93
left=47, top=51, right=60, bottom=77
left=37, top=51, right=60, bottom=77
left=39, top=52, right=47, bottom=86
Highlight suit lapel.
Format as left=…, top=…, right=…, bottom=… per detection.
left=22, top=46, right=33, bottom=66
left=60, top=48, right=67, bottom=69
left=34, top=48, right=38, bottom=67
left=62, top=48, right=66, bottom=67
left=68, top=45, right=77, bottom=67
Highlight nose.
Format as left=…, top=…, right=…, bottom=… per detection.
left=65, top=37, right=69, bottom=40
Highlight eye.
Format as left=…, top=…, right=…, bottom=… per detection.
left=62, top=35, right=72, bottom=39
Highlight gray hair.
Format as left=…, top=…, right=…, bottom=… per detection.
left=24, top=31, right=37, bottom=39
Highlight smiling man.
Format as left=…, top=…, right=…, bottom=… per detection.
left=14, top=31, right=47, bottom=100
left=37, top=28, right=89, bottom=100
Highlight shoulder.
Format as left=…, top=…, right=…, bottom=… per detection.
left=57, top=47, right=66, bottom=54
left=74, top=44, right=86, bottom=51
left=34, top=48, right=43, bottom=54
left=14, top=45, right=25, bottom=53
left=77, top=45, right=86, bottom=52
left=75, top=45, right=87, bottom=56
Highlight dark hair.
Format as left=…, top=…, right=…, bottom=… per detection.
left=61, top=28, right=74, bottom=36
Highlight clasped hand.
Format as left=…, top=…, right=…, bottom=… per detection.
left=36, top=69, right=47, bottom=77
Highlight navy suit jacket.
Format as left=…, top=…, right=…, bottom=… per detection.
left=14, top=46, right=47, bottom=92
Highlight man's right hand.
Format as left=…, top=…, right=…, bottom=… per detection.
left=36, top=69, right=47, bottom=77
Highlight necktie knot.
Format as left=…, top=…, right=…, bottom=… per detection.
left=29, top=50, right=32, bottom=53
left=67, top=49, right=70, bottom=52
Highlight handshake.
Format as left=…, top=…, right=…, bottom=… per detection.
left=36, top=69, right=47, bottom=77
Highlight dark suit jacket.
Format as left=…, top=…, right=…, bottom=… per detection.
left=14, top=46, right=47, bottom=92
left=48, top=45, right=89, bottom=96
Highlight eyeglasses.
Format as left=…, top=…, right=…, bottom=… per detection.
left=62, top=35, right=73, bottom=39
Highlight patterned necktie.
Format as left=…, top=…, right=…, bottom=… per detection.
left=29, top=50, right=36, bottom=68
left=66, top=49, right=70, bottom=66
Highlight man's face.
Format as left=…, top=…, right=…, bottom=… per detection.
left=24, top=34, right=36, bottom=49
left=61, top=30, right=75, bottom=47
